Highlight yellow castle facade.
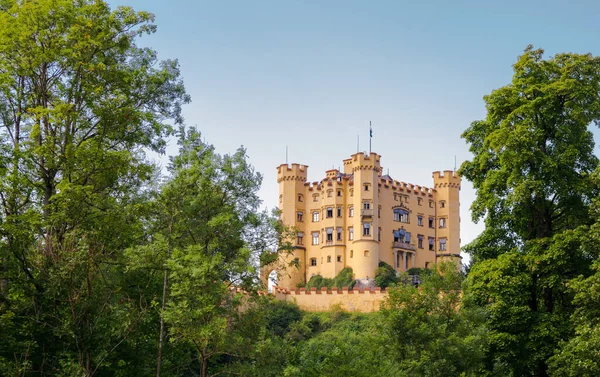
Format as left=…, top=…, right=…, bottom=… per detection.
left=276, top=151, right=461, bottom=289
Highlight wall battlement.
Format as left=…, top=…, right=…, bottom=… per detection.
left=433, top=170, right=461, bottom=189
left=277, top=163, right=308, bottom=182
left=272, top=286, right=388, bottom=312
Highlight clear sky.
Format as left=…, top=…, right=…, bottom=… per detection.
left=110, top=0, right=600, bottom=263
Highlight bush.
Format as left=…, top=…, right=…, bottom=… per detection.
left=305, top=268, right=356, bottom=290
left=374, top=261, right=399, bottom=288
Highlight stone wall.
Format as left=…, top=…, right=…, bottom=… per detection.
left=272, top=286, right=388, bottom=312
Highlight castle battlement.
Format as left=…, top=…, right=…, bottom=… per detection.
left=433, top=170, right=461, bottom=189
left=277, top=163, right=308, bottom=183
left=272, top=285, right=388, bottom=312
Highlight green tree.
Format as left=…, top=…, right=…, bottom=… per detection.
left=0, top=0, right=189, bottom=375
left=460, top=46, right=600, bottom=376
left=381, top=262, right=489, bottom=376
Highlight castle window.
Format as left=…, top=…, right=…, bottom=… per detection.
left=364, top=250, right=370, bottom=257
left=429, top=200, right=434, bottom=208
left=417, top=215, right=423, bottom=226
left=363, top=202, right=371, bottom=210
left=326, top=228, right=334, bottom=243
left=312, top=212, right=319, bottom=222
left=428, top=237, right=435, bottom=251
left=393, top=229, right=406, bottom=243
left=440, top=238, right=447, bottom=251
left=349, top=207, right=354, bottom=217
left=418, top=235, right=424, bottom=249
left=337, top=189, right=342, bottom=197
left=428, top=217, right=434, bottom=228
left=393, top=209, right=409, bottom=223
left=337, top=227, right=342, bottom=241
left=327, top=255, right=332, bottom=263
left=326, top=207, right=333, bottom=218
left=350, top=250, right=354, bottom=258
left=313, top=194, right=319, bottom=202
left=310, top=258, right=317, bottom=266
left=327, top=190, right=333, bottom=197
left=439, top=218, right=447, bottom=228
left=440, top=201, right=446, bottom=208
left=418, top=197, right=423, bottom=206
left=362, top=222, right=371, bottom=236
left=337, top=206, right=342, bottom=217
left=364, top=184, right=370, bottom=191
left=394, top=193, right=399, bottom=201
left=297, top=211, right=303, bottom=222
left=337, top=255, right=342, bottom=262
left=298, top=194, right=303, bottom=202
left=350, top=188, right=354, bottom=197
left=349, top=227, right=354, bottom=241
left=378, top=227, right=381, bottom=241
left=297, top=232, right=304, bottom=245
left=312, top=232, right=319, bottom=245
left=404, top=195, right=409, bottom=203
left=378, top=206, right=381, bottom=218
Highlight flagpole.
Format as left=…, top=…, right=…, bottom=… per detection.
left=369, top=121, right=372, bottom=154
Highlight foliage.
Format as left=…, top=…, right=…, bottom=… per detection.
left=374, top=261, right=399, bottom=288
left=548, top=259, right=600, bottom=377
left=0, top=0, right=189, bottom=375
left=381, top=262, right=491, bottom=376
left=305, top=267, right=356, bottom=290
left=460, top=46, right=600, bottom=376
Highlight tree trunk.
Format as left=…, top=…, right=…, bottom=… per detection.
left=156, top=268, right=168, bottom=377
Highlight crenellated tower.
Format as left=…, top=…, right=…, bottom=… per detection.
left=347, top=152, right=382, bottom=280
left=276, top=163, right=308, bottom=288
left=432, top=170, right=461, bottom=267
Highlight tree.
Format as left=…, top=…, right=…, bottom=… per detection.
left=460, top=46, right=600, bottom=376
left=381, top=262, right=490, bottom=376
left=0, top=0, right=189, bottom=375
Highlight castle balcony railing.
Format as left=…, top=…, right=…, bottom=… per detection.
left=361, top=209, right=374, bottom=218
left=392, top=241, right=416, bottom=251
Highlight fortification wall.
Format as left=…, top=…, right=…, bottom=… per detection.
left=272, top=286, right=388, bottom=312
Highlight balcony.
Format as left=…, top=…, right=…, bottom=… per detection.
left=392, top=241, right=416, bottom=251
left=361, top=209, right=374, bottom=218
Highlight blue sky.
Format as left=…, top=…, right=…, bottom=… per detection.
left=110, top=0, right=600, bottom=263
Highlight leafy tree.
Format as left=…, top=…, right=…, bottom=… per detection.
left=0, top=0, right=189, bottom=375
left=460, top=46, right=600, bottom=376
left=381, top=262, right=490, bottom=376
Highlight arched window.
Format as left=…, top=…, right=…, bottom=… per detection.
left=393, top=208, right=409, bottom=223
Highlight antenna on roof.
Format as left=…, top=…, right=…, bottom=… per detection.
left=286, top=146, right=288, bottom=165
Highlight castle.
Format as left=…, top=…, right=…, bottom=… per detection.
left=272, top=151, right=461, bottom=289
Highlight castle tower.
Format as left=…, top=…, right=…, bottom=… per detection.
left=347, top=152, right=382, bottom=280
left=432, top=170, right=461, bottom=266
left=276, top=163, right=308, bottom=288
